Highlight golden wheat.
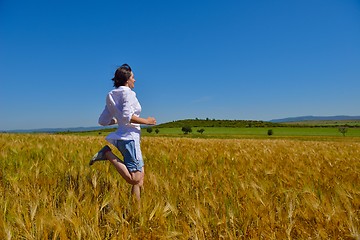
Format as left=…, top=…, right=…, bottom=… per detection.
left=0, top=133, right=359, bottom=239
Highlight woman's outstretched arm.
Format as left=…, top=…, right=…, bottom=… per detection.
left=130, top=115, right=156, bottom=125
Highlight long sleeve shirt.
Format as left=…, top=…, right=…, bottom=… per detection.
left=98, top=86, right=142, bottom=145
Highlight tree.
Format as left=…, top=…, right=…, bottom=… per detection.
left=181, top=126, right=192, bottom=134
left=338, top=127, right=348, bottom=136
left=155, top=129, right=160, bottom=134
left=146, top=127, right=153, bottom=134
left=197, top=128, right=205, bottom=134
left=267, top=129, right=273, bottom=136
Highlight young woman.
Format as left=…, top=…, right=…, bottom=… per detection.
left=90, top=64, right=156, bottom=203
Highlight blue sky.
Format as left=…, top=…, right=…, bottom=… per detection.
left=1, top=0, right=359, bottom=130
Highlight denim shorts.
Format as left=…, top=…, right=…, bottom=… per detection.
left=115, top=140, right=144, bottom=172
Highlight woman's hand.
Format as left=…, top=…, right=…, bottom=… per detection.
left=146, top=117, right=157, bottom=125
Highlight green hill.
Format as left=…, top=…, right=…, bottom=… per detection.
left=156, top=119, right=281, bottom=128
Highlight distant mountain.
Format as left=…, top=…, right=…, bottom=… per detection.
left=3, top=126, right=115, bottom=133
left=270, top=115, right=360, bottom=123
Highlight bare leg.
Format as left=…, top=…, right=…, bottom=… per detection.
left=102, top=150, right=144, bottom=208
left=131, top=167, right=144, bottom=198
left=105, top=151, right=141, bottom=185
left=132, top=185, right=141, bottom=201
left=131, top=167, right=144, bottom=208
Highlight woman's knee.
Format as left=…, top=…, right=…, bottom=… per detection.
left=129, top=171, right=144, bottom=185
left=137, top=178, right=144, bottom=187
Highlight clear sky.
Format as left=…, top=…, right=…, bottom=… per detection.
left=1, top=0, right=359, bottom=131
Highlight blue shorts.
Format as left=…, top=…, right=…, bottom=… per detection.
left=115, top=140, right=144, bottom=172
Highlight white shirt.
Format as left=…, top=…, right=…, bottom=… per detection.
left=98, top=86, right=142, bottom=145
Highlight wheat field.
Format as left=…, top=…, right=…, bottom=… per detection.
left=0, top=133, right=359, bottom=239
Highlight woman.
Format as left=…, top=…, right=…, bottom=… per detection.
left=90, top=63, right=156, bottom=203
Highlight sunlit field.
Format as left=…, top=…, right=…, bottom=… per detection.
left=1, top=133, right=359, bottom=239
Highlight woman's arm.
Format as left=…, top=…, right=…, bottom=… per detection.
left=130, top=115, right=156, bottom=125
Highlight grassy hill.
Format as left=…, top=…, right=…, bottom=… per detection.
left=156, top=119, right=281, bottom=128
left=155, top=118, right=360, bottom=128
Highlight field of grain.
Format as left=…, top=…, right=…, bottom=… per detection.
left=0, top=133, right=359, bottom=239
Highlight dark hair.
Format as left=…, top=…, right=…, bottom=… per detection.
left=112, top=64, right=132, bottom=88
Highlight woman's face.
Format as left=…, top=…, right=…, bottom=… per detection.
left=127, top=72, right=136, bottom=89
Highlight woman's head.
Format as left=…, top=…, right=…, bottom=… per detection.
left=112, top=64, right=132, bottom=88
